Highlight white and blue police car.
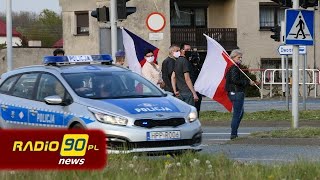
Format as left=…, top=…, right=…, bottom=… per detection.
left=0, top=54, right=202, bottom=154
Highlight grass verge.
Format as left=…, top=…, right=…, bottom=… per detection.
left=200, top=109, right=320, bottom=121
left=1, top=153, right=320, bottom=180
left=250, top=127, right=320, bottom=138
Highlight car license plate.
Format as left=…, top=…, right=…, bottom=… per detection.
left=147, top=131, right=181, bottom=141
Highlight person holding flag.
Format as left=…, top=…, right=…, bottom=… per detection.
left=121, top=28, right=159, bottom=75
left=225, top=49, right=255, bottom=140
left=142, top=49, right=165, bottom=88
left=194, top=34, right=259, bottom=140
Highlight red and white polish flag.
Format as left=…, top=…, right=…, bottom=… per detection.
left=194, top=34, right=234, bottom=112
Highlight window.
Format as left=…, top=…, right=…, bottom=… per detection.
left=0, top=75, right=19, bottom=94
left=170, top=8, right=206, bottom=27
left=36, top=74, right=69, bottom=102
left=75, top=11, right=89, bottom=35
left=63, top=71, right=164, bottom=99
left=12, top=73, right=39, bottom=99
left=259, top=3, right=285, bottom=29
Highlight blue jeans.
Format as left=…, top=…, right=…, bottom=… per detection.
left=228, top=92, right=245, bottom=136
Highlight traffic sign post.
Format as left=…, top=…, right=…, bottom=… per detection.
left=290, top=0, right=301, bottom=129
left=284, top=5, right=314, bottom=128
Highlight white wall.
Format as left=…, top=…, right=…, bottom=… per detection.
left=0, top=37, right=22, bottom=46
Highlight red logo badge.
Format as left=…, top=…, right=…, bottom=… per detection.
left=0, top=129, right=107, bottom=170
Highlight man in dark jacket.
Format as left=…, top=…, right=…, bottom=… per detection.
left=225, top=49, right=255, bottom=140
left=161, top=44, right=180, bottom=93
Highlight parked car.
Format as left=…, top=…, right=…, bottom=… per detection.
left=0, top=54, right=202, bottom=154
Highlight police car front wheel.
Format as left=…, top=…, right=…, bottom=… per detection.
left=70, top=123, right=84, bottom=129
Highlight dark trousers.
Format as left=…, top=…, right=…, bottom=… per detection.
left=228, top=92, right=245, bottom=136
left=178, top=92, right=195, bottom=107
left=195, top=92, right=202, bottom=116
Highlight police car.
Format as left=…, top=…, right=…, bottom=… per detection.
left=0, top=54, right=202, bottom=154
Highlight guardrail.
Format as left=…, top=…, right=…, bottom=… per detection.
left=262, top=69, right=319, bottom=97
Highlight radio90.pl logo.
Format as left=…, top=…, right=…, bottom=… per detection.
left=59, top=134, right=99, bottom=165
left=12, top=134, right=100, bottom=166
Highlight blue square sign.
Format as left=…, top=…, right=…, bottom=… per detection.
left=285, top=9, right=314, bottom=46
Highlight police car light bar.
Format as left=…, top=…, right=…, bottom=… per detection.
left=43, top=54, right=113, bottom=65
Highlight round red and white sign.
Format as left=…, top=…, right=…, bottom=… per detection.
left=146, top=12, right=166, bottom=32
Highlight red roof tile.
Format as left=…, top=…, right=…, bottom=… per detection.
left=52, top=38, right=63, bottom=48
left=0, top=19, right=21, bottom=37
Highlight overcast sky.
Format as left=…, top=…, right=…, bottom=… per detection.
left=0, top=0, right=61, bottom=14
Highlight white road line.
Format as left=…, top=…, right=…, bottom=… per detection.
left=203, top=133, right=251, bottom=135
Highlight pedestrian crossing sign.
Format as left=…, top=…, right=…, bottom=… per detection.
left=285, top=9, right=314, bottom=46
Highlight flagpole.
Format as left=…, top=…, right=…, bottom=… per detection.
left=236, top=67, right=261, bottom=90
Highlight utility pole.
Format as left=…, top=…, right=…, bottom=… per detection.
left=281, top=21, right=286, bottom=97
left=6, top=0, right=13, bottom=72
left=303, top=48, right=307, bottom=110
left=110, top=0, right=117, bottom=61
left=292, top=0, right=299, bottom=128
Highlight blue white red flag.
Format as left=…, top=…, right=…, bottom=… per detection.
left=121, top=28, right=159, bottom=75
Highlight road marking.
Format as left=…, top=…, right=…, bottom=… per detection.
left=203, top=133, right=250, bottom=135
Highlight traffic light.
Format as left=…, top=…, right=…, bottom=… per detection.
left=270, top=25, right=281, bottom=42
left=91, top=6, right=110, bottom=22
left=299, top=0, right=318, bottom=8
left=270, top=0, right=292, bottom=7
left=117, top=0, right=137, bottom=20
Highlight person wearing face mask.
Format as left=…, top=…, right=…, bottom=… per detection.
left=225, top=49, right=255, bottom=140
left=161, top=44, right=180, bottom=93
left=142, top=49, right=165, bottom=88
left=171, top=42, right=199, bottom=107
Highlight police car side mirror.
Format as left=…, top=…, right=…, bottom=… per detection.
left=44, top=95, right=63, bottom=105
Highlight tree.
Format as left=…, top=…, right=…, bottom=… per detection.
left=17, top=9, right=62, bottom=47
left=0, top=43, right=6, bottom=50
left=1, top=9, right=62, bottom=48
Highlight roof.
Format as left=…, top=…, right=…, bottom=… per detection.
left=0, top=19, right=21, bottom=37
left=53, top=38, right=63, bottom=48
left=7, top=64, right=126, bottom=75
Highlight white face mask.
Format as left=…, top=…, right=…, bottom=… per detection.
left=146, top=56, right=154, bottom=63
left=173, top=51, right=180, bottom=58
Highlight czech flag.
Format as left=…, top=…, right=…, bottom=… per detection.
left=121, top=28, right=159, bottom=75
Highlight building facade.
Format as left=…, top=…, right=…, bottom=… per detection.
left=59, top=0, right=320, bottom=73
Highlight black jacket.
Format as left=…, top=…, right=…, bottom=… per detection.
left=225, top=65, right=250, bottom=92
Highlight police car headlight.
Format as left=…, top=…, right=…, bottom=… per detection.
left=94, top=113, right=128, bottom=126
left=88, top=107, right=128, bottom=126
left=188, top=108, right=198, bottom=123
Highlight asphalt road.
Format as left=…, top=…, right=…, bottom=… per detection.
left=200, top=126, right=320, bottom=163
left=200, top=97, right=320, bottom=112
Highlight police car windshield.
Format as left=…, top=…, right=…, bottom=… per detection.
left=62, top=71, right=165, bottom=99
